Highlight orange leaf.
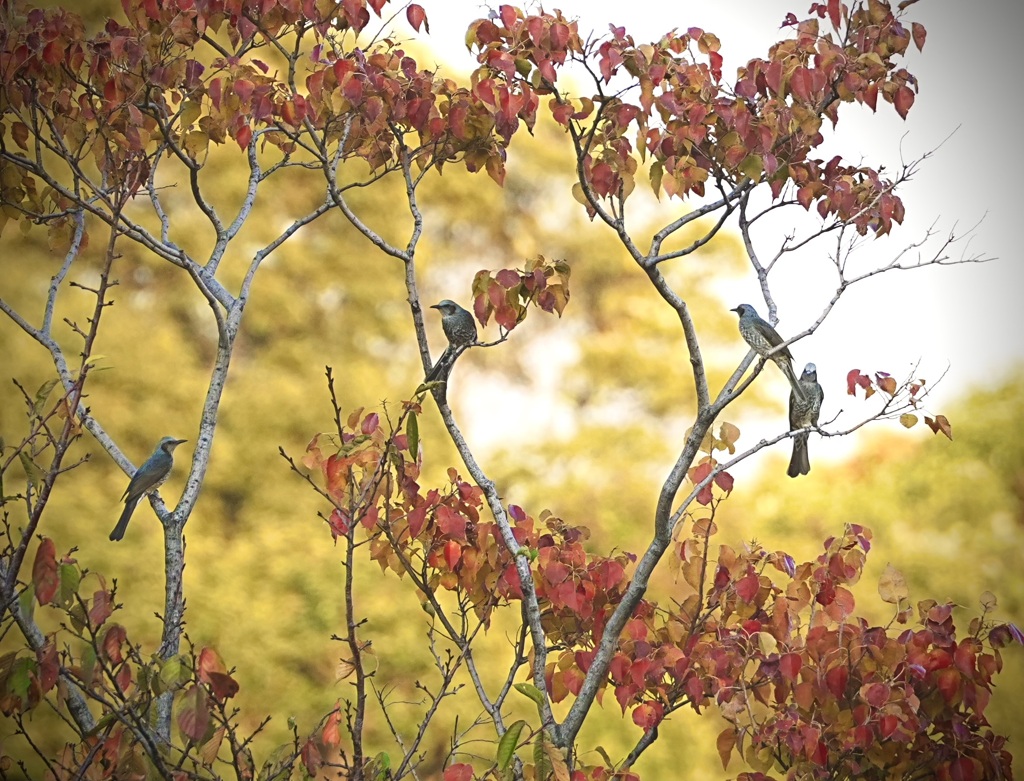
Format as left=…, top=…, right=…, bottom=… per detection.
left=443, top=540, right=462, bottom=570
left=716, top=727, right=736, bottom=770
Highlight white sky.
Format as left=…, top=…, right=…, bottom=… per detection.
left=398, top=0, right=1023, bottom=464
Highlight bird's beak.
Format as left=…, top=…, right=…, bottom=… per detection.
left=175, top=439, right=188, bottom=445
left=429, top=304, right=440, bottom=310
left=729, top=306, right=740, bottom=313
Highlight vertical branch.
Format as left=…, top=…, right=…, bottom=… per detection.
left=430, top=398, right=559, bottom=740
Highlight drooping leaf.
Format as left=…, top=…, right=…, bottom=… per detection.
left=32, top=538, right=59, bottom=606
left=496, top=719, right=527, bottom=769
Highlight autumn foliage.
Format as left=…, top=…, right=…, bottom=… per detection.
left=0, top=0, right=1018, bottom=779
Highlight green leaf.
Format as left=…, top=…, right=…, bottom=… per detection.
left=533, top=731, right=551, bottom=781
left=58, top=563, right=81, bottom=607
left=33, top=378, right=59, bottom=413
left=18, top=452, right=45, bottom=492
left=496, top=720, right=527, bottom=770
left=8, top=657, right=34, bottom=699
left=407, top=411, right=419, bottom=462
left=514, top=682, right=545, bottom=707
left=158, top=655, right=189, bottom=693
left=18, top=584, right=35, bottom=623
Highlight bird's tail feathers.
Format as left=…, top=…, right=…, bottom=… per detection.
left=787, top=433, right=810, bottom=478
left=780, top=360, right=807, bottom=402
left=109, top=500, right=138, bottom=541
left=425, top=346, right=456, bottom=382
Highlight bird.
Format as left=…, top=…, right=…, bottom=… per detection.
left=731, top=303, right=806, bottom=401
left=425, top=299, right=478, bottom=382
left=788, top=363, right=824, bottom=478
left=109, top=437, right=187, bottom=541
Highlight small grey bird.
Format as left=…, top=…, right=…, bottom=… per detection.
left=425, top=299, right=478, bottom=382
left=731, top=303, right=806, bottom=401
left=788, top=363, right=823, bottom=478
left=110, top=437, right=187, bottom=541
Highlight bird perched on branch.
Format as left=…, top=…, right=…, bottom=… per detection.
left=109, top=436, right=187, bottom=541
left=425, top=299, right=478, bottom=382
left=731, top=303, right=806, bottom=401
left=788, top=363, right=824, bottom=478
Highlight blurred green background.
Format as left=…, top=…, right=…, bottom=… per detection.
left=2, top=1, right=1022, bottom=778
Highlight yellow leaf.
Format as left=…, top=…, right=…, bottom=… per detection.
left=899, top=413, right=917, bottom=428
left=183, top=130, right=209, bottom=159
left=179, top=99, right=202, bottom=129
left=877, top=563, right=909, bottom=604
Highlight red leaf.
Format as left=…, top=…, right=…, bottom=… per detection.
left=810, top=739, right=828, bottom=766
left=11, top=122, right=29, bottom=150
left=443, top=539, right=462, bottom=570
left=893, top=85, right=914, bottom=120
left=235, top=124, right=252, bottom=149
left=301, top=738, right=323, bottom=776
left=846, top=368, right=872, bottom=395
left=197, top=647, right=225, bottom=683
left=631, top=701, right=664, bottom=731
left=879, top=713, right=899, bottom=738
left=826, top=0, right=841, bottom=29
left=717, top=727, right=736, bottom=770
left=714, top=471, right=734, bottom=493
left=443, top=763, right=474, bottom=781
left=328, top=508, right=350, bottom=538
left=825, top=664, right=848, bottom=698
left=36, top=642, right=59, bottom=693
left=361, top=412, right=379, bottom=435
left=911, top=22, right=927, bottom=51
left=495, top=268, right=520, bottom=289
left=32, top=538, right=59, bottom=606
left=407, top=504, right=427, bottom=538
left=322, top=705, right=342, bottom=747
left=948, top=756, right=978, bottom=781
left=735, top=573, right=760, bottom=603
left=862, top=82, right=878, bottom=111
left=43, top=40, right=64, bottom=65
left=208, top=671, right=239, bottom=702
left=779, top=652, right=802, bottom=681
left=233, top=78, right=253, bottom=104
left=790, top=67, right=814, bottom=102
left=178, top=684, right=210, bottom=742
left=499, top=4, right=518, bottom=29
left=936, top=667, right=961, bottom=704
left=860, top=681, right=889, bottom=707
left=436, top=505, right=467, bottom=540
left=102, top=626, right=127, bottom=664
left=406, top=3, right=428, bottom=33
left=954, top=641, right=977, bottom=676
left=89, top=589, right=113, bottom=627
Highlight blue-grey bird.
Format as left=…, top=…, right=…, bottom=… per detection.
left=731, top=303, right=806, bottom=401
left=425, top=299, right=478, bottom=382
left=788, top=363, right=823, bottom=478
left=109, top=437, right=187, bottom=541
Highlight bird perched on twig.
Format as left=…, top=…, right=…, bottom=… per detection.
left=788, top=363, right=824, bottom=478
left=425, top=299, right=478, bottom=382
left=109, top=436, right=187, bottom=541
left=731, top=303, right=806, bottom=401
